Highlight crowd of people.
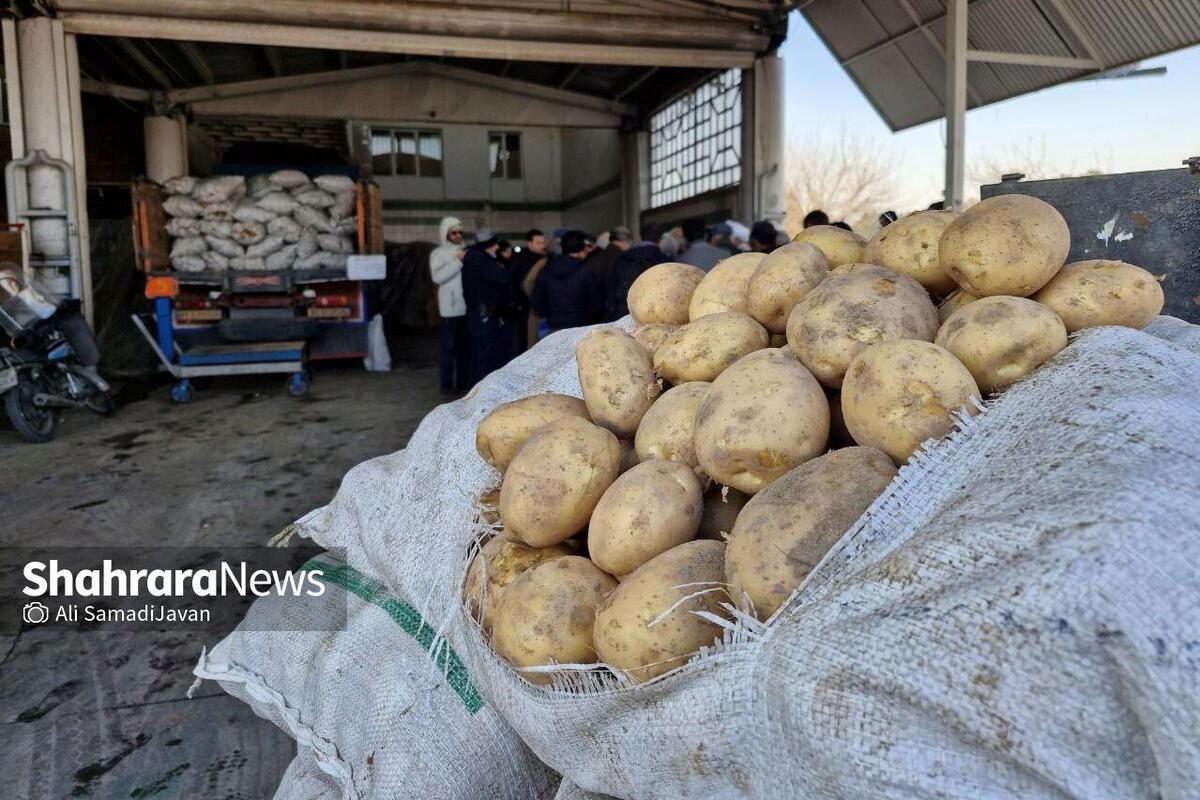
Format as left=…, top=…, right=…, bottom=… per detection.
left=428, top=213, right=827, bottom=396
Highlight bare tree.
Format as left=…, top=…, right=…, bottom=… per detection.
left=785, top=130, right=897, bottom=236
left=969, top=136, right=1113, bottom=188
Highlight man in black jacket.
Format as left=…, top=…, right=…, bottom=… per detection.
left=530, top=230, right=602, bottom=339
left=603, top=223, right=668, bottom=321
left=461, top=229, right=512, bottom=384
left=507, top=228, right=545, bottom=354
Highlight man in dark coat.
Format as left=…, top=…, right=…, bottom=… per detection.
left=602, top=223, right=668, bottom=321
left=461, top=229, right=512, bottom=384
left=507, top=228, right=546, bottom=354
left=530, top=230, right=602, bottom=338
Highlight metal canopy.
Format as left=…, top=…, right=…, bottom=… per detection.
left=799, top=0, right=1200, bottom=131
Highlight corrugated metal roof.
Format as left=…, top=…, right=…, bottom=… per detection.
left=799, top=0, right=1200, bottom=131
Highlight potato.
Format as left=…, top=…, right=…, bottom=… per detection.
left=938, top=288, right=980, bottom=323
left=1033, top=259, right=1164, bottom=332
left=725, top=447, right=896, bottom=620
left=628, top=262, right=706, bottom=325
left=785, top=263, right=939, bottom=388
left=653, top=312, right=768, bottom=384
left=594, top=540, right=728, bottom=682
left=746, top=242, right=829, bottom=333
left=500, top=417, right=622, bottom=547
left=694, top=348, right=829, bottom=493
left=791, top=225, right=866, bottom=267
left=936, top=296, right=1068, bottom=392
left=938, top=194, right=1070, bottom=297
left=588, top=460, right=704, bottom=577
left=491, top=556, right=617, bottom=684
left=863, top=210, right=958, bottom=294
left=463, top=531, right=572, bottom=633
left=631, top=323, right=679, bottom=356
left=476, top=393, right=591, bottom=472
left=577, top=327, right=661, bottom=437
left=687, top=252, right=764, bottom=320
left=633, top=381, right=710, bottom=474
left=696, top=486, right=749, bottom=542
left=841, top=340, right=980, bottom=464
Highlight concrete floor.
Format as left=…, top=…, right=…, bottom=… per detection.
left=0, top=333, right=445, bottom=798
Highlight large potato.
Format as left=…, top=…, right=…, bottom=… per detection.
left=936, top=296, right=1068, bottom=392
left=594, top=540, right=728, bottom=682
left=475, top=393, right=590, bottom=473
left=588, top=460, right=703, bottom=577
left=687, top=252, right=764, bottom=320
left=628, top=262, right=705, bottom=325
left=939, top=194, right=1070, bottom=297
left=500, top=417, right=622, bottom=547
left=842, top=340, right=980, bottom=464
left=633, top=381, right=710, bottom=474
left=631, top=323, right=679, bottom=356
left=577, top=328, right=661, bottom=437
left=696, top=486, right=749, bottom=541
left=463, top=531, right=572, bottom=633
left=1033, top=259, right=1164, bottom=332
left=785, top=263, right=939, bottom=388
left=695, top=348, right=829, bottom=493
left=938, top=288, right=979, bottom=323
left=791, top=225, right=866, bottom=267
left=725, top=447, right=895, bottom=620
left=491, top=556, right=617, bottom=684
left=653, top=312, right=768, bottom=384
left=746, top=242, right=829, bottom=333
left=863, top=210, right=958, bottom=294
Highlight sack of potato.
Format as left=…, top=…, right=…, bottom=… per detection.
left=288, top=196, right=1197, bottom=797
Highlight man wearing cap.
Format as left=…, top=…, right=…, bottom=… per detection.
left=429, top=216, right=468, bottom=396
left=531, top=230, right=602, bottom=339
left=461, top=228, right=511, bottom=384
left=679, top=218, right=733, bottom=271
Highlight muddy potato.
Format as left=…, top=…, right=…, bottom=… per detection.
left=863, top=210, right=958, bottom=294
left=594, top=540, right=728, bottom=683
left=631, top=323, right=679, bottom=357
left=476, top=393, right=591, bottom=472
left=696, top=486, right=749, bottom=542
left=842, top=340, right=980, bottom=465
left=694, top=348, right=829, bottom=494
left=634, top=381, right=710, bottom=474
left=936, top=296, right=1067, bottom=393
left=1033, top=259, right=1164, bottom=332
left=491, top=556, right=618, bottom=684
left=628, top=262, right=706, bottom=325
left=786, top=263, right=939, bottom=388
left=463, top=531, right=573, bottom=633
left=726, top=447, right=895, bottom=620
left=687, top=252, right=765, bottom=320
left=939, top=194, right=1070, bottom=297
left=588, top=460, right=704, bottom=577
left=653, top=312, right=768, bottom=385
left=746, top=242, right=829, bottom=333
left=938, top=288, right=980, bottom=323
left=577, top=328, right=661, bottom=438
left=500, top=417, right=622, bottom=547
left=791, top=225, right=866, bottom=267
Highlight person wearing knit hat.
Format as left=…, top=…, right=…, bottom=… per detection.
left=429, top=217, right=468, bottom=395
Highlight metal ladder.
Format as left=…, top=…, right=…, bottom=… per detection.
left=4, top=149, right=82, bottom=300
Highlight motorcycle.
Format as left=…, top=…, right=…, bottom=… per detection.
left=0, top=269, right=113, bottom=443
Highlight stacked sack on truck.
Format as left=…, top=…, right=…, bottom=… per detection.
left=162, top=170, right=358, bottom=273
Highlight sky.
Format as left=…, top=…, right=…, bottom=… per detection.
left=780, top=11, right=1200, bottom=212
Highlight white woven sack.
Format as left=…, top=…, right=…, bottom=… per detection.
left=274, top=752, right=339, bottom=800
left=266, top=244, right=298, bottom=272
left=269, top=169, right=310, bottom=189
left=202, top=251, right=230, bottom=272
left=315, top=174, right=355, bottom=194
left=194, top=554, right=556, bottom=800
left=295, top=188, right=336, bottom=209
left=293, top=319, right=1200, bottom=799
left=329, top=191, right=355, bottom=222
left=230, top=255, right=267, bottom=271
left=268, top=215, right=303, bottom=243
left=195, top=175, right=246, bottom=205
left=162, top=195, right=202, bottom=218
left=296, top=251, right=346, bottom=270
left=317, top=233, right=352, bottom=255
left=170, top=255, right=206, bottom=272
left=199, top=219, right=233, bottom=239
left=248, top=173, right=274, bottom=198
left=206, top=236, right=244, bottom=259
left=296, top=206, right=335, bottom=234
left=165, top=217, right=200, bottom=238
left=258, top=191, right=301, bottom=216
left=247, top=235, right=285, bottom=259
left=162, top=175, right=197, bottom=196
left=169, top=235, right=207, bottom=258
left=233, top=200, right=278, bottom=224
left=296, top=228, right=320, bottom=259
left=232, top=220, right=267, bottom=246
left=201, top=201, right=235, bottom=222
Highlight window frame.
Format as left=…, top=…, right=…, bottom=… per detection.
left=488, top=131, right=523, bottom=180
left=369, top=126, right=444, bottom=178
left=648, top=69, right=743, bottom=208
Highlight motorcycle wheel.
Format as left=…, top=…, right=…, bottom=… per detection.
left=4, top=378, right=57, bottom=443
left=84, top=388, right=116, bottom=416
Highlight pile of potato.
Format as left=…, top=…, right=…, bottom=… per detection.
left=465, top=195, right=1165, bottom=686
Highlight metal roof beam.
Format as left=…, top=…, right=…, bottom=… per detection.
left=558, top=63, right=584, bottom=89
left=1039, top=0, right=1105, bottom=68
left=111, top=37, right=174, bottom=88
left=79, top=76, right=153, bottom=101
left=174, top=40, right=214, bottom=85
left=263, top=46, right=285, bottom=77
left=967, top=49, right=1099, bottom=69
left=842, top=0, right=995, bottom=67
left=615, top=66, right=658, bottom=100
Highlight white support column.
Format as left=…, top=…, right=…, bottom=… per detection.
left=738, top=67, right=756, bottom=222
left=753, top=55, right=785, bottom=227
left=17, top=18, right=70, bottom=260
left=144, top=115, right=190, bottom=182
left=944, top=0, right=968, bottom=212
left=620, top=129, right=648, bottom=233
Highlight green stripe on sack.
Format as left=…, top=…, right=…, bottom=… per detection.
left=302, top=558, right=485, bottom=714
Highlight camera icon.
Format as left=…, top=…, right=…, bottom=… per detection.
left=23, top=601, right=50, bottom=625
